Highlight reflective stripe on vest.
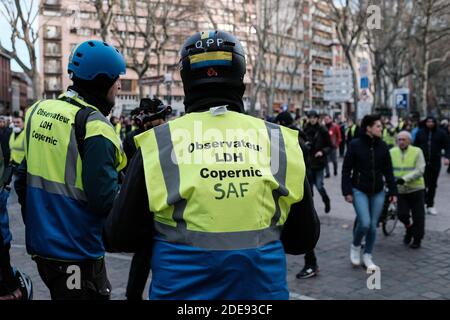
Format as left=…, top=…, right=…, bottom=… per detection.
left=390, top=146, right=425, bottom=189
left=135, top=110, right=305, bottom=250
left=9, top=130, right=25, bottom=164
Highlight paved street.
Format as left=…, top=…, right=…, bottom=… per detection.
left=6, top=159, right=450, bottom=300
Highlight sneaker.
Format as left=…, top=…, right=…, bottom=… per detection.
left=14, top=269, right=33, bottom=300
left=427, top=207, right=438, bottom=215
left=362, top=253, right=378, bottom=271
left=296, top=265, right=319, bottom=279
left=350, top=244, right=361, bottom=266
left=0, top=269, right=33, bottom=300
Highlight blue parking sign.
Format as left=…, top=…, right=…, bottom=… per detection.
left=396, top=93, right=408, bottom=109
left=360, top=77, right=369, bottom=89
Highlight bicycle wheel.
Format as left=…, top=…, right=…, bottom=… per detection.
left=382, top=211, right=398, bottom=236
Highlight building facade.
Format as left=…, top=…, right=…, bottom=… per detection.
left=0, top=52, right=11, bottom=114
left=39, top=0, right=353, bottom=116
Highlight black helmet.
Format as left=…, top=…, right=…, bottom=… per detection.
left=179, top=30, right=246, bottom=93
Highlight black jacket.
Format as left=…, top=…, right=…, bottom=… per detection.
left=413, top=127, right=450, bottom=166
left=0, top=127, right=11, bottom=165
left=123, top=128, right=144, bottom=163
left=303, top=123, right=332, bottom=170
left=341, top=134, right=397, bottom=196
left=105, top=143, right=320, bottom=256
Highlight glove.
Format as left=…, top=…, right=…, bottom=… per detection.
left=396, top=178, right=405, bottom=185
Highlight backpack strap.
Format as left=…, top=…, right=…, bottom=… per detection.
left=58, top=96, right=96, bottom=158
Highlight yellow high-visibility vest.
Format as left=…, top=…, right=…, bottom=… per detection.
left=9, top=130, right=25, bottom=164
left=390, top=146, right=425, bottom=189
left=135, top=109, right=305, bottom=250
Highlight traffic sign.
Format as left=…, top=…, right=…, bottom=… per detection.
left=360, top=77, right=369, bottom=89
left=394, top=88, right=409, bottom=109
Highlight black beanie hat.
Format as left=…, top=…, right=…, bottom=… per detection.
left=275, top=111, right=294, bottom=127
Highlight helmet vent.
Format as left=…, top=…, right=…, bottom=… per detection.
left=103, top=42, right=109, bottom=46
left=88, top=41, right=95, bottom=47
left=73, top=61, right=80, bottom=66
left=76, top=52, right=83, bottom=58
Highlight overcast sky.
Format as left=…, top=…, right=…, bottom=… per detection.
left=0, top=0, right=39, bottom=72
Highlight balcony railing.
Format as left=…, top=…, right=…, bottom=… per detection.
left=311, top=49, right=333, bottom=59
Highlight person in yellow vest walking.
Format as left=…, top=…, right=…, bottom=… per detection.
left=105, top=30, right=320, bottom=299
left=14, top=40, right=127, bottom=300
left=9, top=116, right=25, bottom=167
left=391, top=131, right=426, bottom=249
left=383, top=121, right=396, bottom=149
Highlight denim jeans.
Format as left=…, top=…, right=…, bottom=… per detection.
left=352, top=188, right=385, bottom=254
left=308, top=169, right=325, bottom=196
left=325, top=148, right=338, bottom=176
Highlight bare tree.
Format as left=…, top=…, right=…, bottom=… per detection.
left=112, top=0, right=152, bottom=99
left=93, top=0, right=118, bottom=42
left=410, top=0, right=450, bottom=115
left=366, top=0, right=414, bottom=110
left=112, top=0, right=194, bottom=98
left=326, top=0, right=371, bottom=113
left=285, top=0, right=308, bottom=107
left=0, top=0, right=41, bottom=99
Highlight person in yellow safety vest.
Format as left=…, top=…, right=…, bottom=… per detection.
left=14, top=39, right=127, bottom=300
left=391, top=131, right=426, bottom=249
left=110, top=116, right=122, bottom=140
left=383, top=121, right=396, bottom=148
left=345, top=118, right=359, bottom=148
left=105, top=30, right=321, bottom=300
left=9, top=116, right=25, bottom=167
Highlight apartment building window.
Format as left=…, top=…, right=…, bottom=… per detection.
left=44, top=0, right=60, bottom=4
left=45, top=76, right=62, bottom=91
left=45, top=42, right=61, bottom=56
left=121, top=80, right=132, bottom=92
left=79, top=12, right=91, bottom=19
left=45, top=25, right=61, bottom=39
left=45, top=59, right=62, bottom=74
left=78, top=28, right=92, bottom=36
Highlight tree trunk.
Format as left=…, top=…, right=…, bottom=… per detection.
left=32, top=72, right=42, bottom=100
left=156, top=53, right=162, bottom=97
left=138, top=78, right=144, bottom=100
left=421, top=58, right=429, bottom=116
left=347, top=52, right=360, bottom=115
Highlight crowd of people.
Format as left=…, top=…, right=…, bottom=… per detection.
left=271, top=109, right=450, bottom=278
left=0, top=29, right=450, bottom=300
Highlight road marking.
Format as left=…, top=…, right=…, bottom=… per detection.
left=289, top=292, right=316, bottom=300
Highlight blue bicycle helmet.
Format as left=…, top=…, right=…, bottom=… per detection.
left=68, top=40, right=126, bottom=81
